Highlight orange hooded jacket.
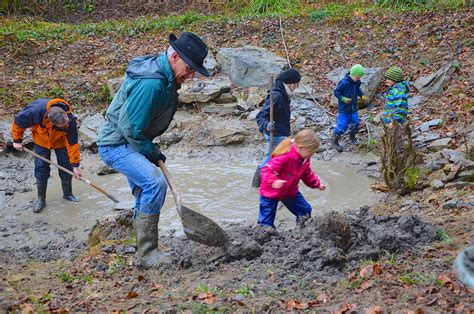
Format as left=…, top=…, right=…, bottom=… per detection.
left=11, top=98, right=81, bottom=167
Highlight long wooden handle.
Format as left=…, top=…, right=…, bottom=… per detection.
left=156, top=160, right=182, bottom=216
left=23, top=147, right=119, bottom=203
left=269, top=76, right=274, bottom=151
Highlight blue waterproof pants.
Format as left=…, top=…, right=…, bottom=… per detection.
left=258, top=191, right=312, bottom=228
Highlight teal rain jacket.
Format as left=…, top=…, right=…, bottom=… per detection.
left=97, top=53, right=179, bottom=163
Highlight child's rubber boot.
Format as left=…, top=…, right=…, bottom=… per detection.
left=333, top=134, right=343, bottom=153
left=349, top=133, right=359, bottom=145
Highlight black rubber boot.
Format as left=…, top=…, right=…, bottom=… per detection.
left=33, top=180, right=47, bottom=213
left=135, top=212, right=171, bottom=268
left=349, top=133, right=359, bottom=145
left=251, top=166, right=262, bottom=188
left=333, top=134, right=343, bottom=153
left=61, top=180, right=80, bottom=202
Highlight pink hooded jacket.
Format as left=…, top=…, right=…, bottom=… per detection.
left=260, top=145, right=321, bottom=200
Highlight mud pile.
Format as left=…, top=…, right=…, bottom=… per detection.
left=92, top=207, right=440, bottom=283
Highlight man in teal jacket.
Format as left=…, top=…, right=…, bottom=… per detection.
left=98, top=32, right=209, bottom=268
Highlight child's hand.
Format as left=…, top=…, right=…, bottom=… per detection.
left=318, top=184, right=327, bottom=191
left=272, top=180, right=287, bottom=189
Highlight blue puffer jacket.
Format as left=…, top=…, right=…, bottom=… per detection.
left=256, top=79, right=291, bottom=137
left=97, top=53, right=179, bottom=163
left=334, top=73, right=364, bottom=114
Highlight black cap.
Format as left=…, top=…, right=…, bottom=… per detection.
left=277, top=68, right=301, bottom=84
left=169, top=32, right=209, bottom=77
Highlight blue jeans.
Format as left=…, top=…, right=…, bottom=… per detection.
left=259, top=133, right=287, bottom=168
left=34, top=144, right=72, bottom=181
left=98, top=144, right=167, bottom=217
left=334, top=112, right=360, bottom=136
left=258, top=191, right=312, bottom=228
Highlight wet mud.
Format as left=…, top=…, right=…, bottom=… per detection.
left=92, top=206, right=441, bottom=285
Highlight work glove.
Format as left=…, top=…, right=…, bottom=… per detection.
left=360, top=95, right=366, bottom=103
left=266, top=121, right=276, bottom=133
left=342, top=97, right=352, bottom=104
left=155, top=152, right=167, bottom=164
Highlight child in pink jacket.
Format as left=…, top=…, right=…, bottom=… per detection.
left=259, top=129, right=326, bottom=229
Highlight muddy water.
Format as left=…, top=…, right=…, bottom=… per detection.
left=7, top=154, right=381, bottom=242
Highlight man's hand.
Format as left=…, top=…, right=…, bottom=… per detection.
left=73, top=167, right=82, bottom=178
left=272, top=179, right=286, bottom=189
left=156, top=152, right=167, bottom=164
left=317, top=184, right=327, bottom=191
left=13, top=142, right=24, bottom=151
left=266, top=121, right=276, bottom=133
left=342, top=97, right=352, bottom=104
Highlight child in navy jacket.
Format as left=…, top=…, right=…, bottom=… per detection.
left=332, top=64, right=365, bottom=152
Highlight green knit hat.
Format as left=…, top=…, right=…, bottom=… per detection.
left=350, top=64, right=365, bottom=77
left=385, top=66, right=404, bottom=82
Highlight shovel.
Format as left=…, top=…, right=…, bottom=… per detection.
left=156, top=160, right=229, bottom=247
left=23, top=147, right=121, bottom=204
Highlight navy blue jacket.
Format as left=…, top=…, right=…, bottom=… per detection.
left=256, top=79, right=291, bottom=137
left=334, top=73, right=364, bottom=114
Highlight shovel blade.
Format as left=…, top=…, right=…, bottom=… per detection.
left=180, top=205, right=229, bottom=247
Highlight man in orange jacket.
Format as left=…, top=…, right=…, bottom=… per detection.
left=11, top=98, right=82, bottom=213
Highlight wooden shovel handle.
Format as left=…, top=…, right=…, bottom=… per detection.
left=156, top=160, right=182, bottom=216
left=23, top=147, right=119, bottom=203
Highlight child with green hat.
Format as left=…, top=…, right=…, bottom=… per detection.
left=332, top=64, right=366, bottom=153
left=383, top=66, right=409, bottom=125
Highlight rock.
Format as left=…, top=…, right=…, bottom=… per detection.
left=457, top=170, right=474, bottom=182
left=407, top=40, right=417, bottom=47
left=247, top=109, right=260, bottom=121
left=400, top=199, right=420, bottom=212
left=427, top=138, right=451, bottom=152
left=246, top=93, right=265, bottom=108
left=408, top=95, right=426, bottom=108
left=201, top=103, right=236, bottom=115
left=216, top=46, right=287, bottom=87
left=440, top=149, right=463, bottom=163
left=78, top=113, right=106, bottom=150
left=414, top=61, right=458, bottom=97
left=207, top=128, right=247, bottom=146
left=214, top=92, right=237, bottom=104
left=0, top=117, right=33, bottom=145
left=442, top=199, right=460, bottom=209
left=157, top=131, right=183, bottom=146
left=235, top=99, right=250, bottom=112
left=430, top=179, right=444, bottom=190
left=417, top=119, right=443, bottom=132
left=203, top=51, right=217, bottom=77
left=334, top=44, right=342, bottom=53
left=327, top=67, right=384, bottom=107
left=178, top=75, right=232, bottom=104
left=294, top=116, right=306, bottom=131
left=95, top=163, right=118, bottom=176
left=107, top=76, right=125, bottom=99
left=445, top=181, right=474, bottom=189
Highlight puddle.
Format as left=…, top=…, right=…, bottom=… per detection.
left=3, top=153, right=382, bottom=243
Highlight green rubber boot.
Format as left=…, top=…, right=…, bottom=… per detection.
left=135, top=212, right=171, bottom=268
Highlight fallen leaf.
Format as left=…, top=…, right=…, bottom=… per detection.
left=365, top=305, right=383, bottom=314
left=356, top=280, right=374, bottom=293
left=126, top=291, right=138, bottom=299
left=372, top=263, right=382, bottom=275
left=137, top=275, right=144, bottom=282
left=317, top=292, right=329, bottom=303
left=333, top=303, right=357, bottom=314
